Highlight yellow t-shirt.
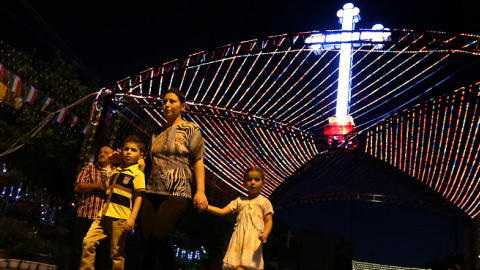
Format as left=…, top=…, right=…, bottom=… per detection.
left=99, top=163, right=146, bottom=220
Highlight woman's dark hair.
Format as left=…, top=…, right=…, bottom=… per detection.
left=162, top=87, right=185, bottom=104
left=243, top=166, right=265, bottom=182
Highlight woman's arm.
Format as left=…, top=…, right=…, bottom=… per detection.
left=193, top=158, right=209, bottom=212
left=206, top=205, right=232, bottom=216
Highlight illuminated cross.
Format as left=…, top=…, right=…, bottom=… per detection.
left=305, top=3, right=391, bottom=146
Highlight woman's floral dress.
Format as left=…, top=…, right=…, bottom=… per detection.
left=223, top=196, right=274, bottom=270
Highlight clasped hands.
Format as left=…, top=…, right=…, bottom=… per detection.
left=194, top=191, right=208, bottom=213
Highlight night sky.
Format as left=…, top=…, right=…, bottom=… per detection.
left=1, top=0, right=479, bottom=267
left=1, top=0, right=479, bottom=86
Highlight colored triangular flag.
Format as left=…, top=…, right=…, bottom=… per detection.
left=82, top=123, right=92, bottom=134
left=8, top=74, right=22, bottom=93
left=0, top=64, right=5, bottom=80
left=70, top=114, right=80, bottom=128
left=24, top=85, right=38, bottom=105
left=0, top=67, right=9, bottom=102
left=55, top=108, right=68, bottom=124
left=0, top=82, right=6, bottom=102
left=40, top=96, right=53, bottom=111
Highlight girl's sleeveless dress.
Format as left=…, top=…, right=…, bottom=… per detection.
left=223, top=196, right=274, bottom=270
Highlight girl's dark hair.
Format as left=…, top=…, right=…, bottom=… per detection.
left=243, top=166, right=265, bottom=182
left=162, top=87, right=185, bottom=104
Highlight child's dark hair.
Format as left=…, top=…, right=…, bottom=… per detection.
left=123, top=135, right=145, bottom=153
left=163, top=87, right=185, bottom=104
left=243, top=167, right=265, bottom=182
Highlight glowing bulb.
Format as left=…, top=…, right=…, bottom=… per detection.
left=353, top=7, right=360, bottom=16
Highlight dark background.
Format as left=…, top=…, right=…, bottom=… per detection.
left=1, top=0, right=479, bottom=86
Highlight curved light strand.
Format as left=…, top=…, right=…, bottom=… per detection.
left=225, top=52, right=263, bottom=108
left=433, top=98, right=455, bottom=191
left=233, top=49, right=279, bottom=110
left=217, top=55, right=250, bottom=105
left=442, top=96, right=466, bottom=196
left=250, top=48, right=304, bottom=113
left=246, top=48, right=292, bottom=112
left=200, top=60, right=226, bottom=103
left=194, top=65, right=211, bottom=101
left=210, top=58, right=237, bottom=104
left=186, top=66, right=201, bottom=98
left=259, top=50, right=313, bottom=115
left=454, top=97, right=480, bottom=204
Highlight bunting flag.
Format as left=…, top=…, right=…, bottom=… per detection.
left=0, top=82, right=6, bottom=102
left=55, top=108, right=68, bottom=124
left=40, top=96, right=53, bottom=111
left=82, top=123, right=91, bottom=134
left=0, top=64, right=5, bottom=80
left=24, top=85, right=38, bottom=104
left=0, top=66, right=8, bottom=102
left=70, top=114, right=80, bottom=127
left=11, top=96, right=24, bottom=109
left=8, top=74, right=22, bottom=93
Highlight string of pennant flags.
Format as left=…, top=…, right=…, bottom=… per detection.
left=0, top=62, right=88, bottom=132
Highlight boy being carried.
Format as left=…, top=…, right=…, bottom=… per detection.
left=80, top=135, right=146, bottom=270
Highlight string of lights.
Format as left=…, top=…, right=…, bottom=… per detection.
left=168, top=71, right=175, bottom=90
left=365, top=83, right=480, bottom=217
left=281, top=51, right=340, bottom=123
left=269, top=50, right=332, bottom=119
left=185, top=66, right=200, bottom=98
left=225, top=53, right=264, bottom=108
left=442, top=97, right=466, bottom=196
left=232, top=51, right=278, bottom=110
left=454, top=97, right=480, bottom=205
left=244, top=49, right=292, bottom=112
left=261, top=51, right=314, bottom=116
left=352, top=54, right=450, bottom=117
left=194, top=64, right=211, bottom=101
left=210, top=58, right=236, bottom=104
left=217, top=55, right=250, bottom=105
left=200, top=60, right=225, bottom=103
left=254, top=49, right=306, bottom=114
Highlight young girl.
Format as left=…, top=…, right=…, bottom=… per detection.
left=206, top=167, right=274, bottom=270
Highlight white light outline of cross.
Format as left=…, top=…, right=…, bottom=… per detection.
left=305, top=3, right=392, bottom=120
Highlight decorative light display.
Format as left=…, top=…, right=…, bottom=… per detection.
left=365, top=83, right=480, bottom=217
left=352, top=260, right=430, bottom=270
left=98, top=3, right=480, bottom=201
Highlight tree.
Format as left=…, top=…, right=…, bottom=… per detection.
left=0, top=49, right=98, bottom=199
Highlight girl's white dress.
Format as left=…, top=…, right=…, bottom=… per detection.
left=223, top=195, right=274, bottom=270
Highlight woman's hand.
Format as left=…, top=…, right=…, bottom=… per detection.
left=124, top=217, right=135, bottom=232
left=110, top=149, right=123, bottom=164
left=194, top=191, right=208, bottom=213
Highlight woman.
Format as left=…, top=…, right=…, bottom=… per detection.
left=113, top=88, right=208, bottom=269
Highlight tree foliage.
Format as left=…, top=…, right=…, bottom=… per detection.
left=0, top=49, right=98, bottom=198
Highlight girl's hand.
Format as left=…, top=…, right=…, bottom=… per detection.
left=194, top=191, right=208, bottom=213
left=124, top=218, right=135, bottom=232
left=110, top=149, right=123, bottom=164
left=258, top=232, right=268, bottom=243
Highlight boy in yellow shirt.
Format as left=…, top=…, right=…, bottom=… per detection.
left=80, top=135, right=146, bottom=270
